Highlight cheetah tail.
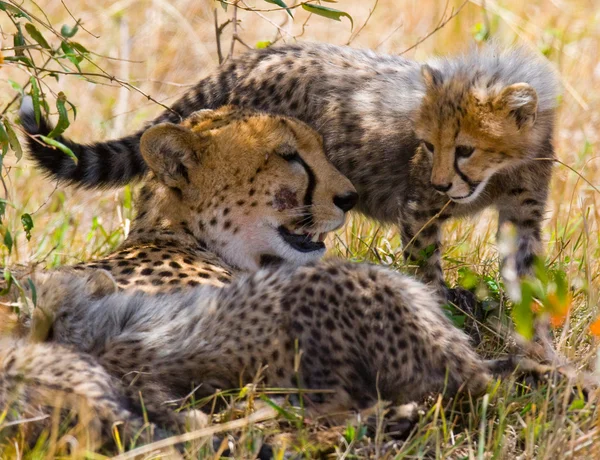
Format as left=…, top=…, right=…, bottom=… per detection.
left=20, top=96, right=150, bottom=189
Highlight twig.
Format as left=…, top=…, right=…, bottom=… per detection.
left=403, top=200, right=452, bottom=253
left=400, top=0, right=469, bottom=56
left=241, top=0, right=294, bottom=40
left=214, top=9, right=224, bottom=64
left=374, top=20, right=404, bottom=50
left=346, top=0, right=379, bottom=45
left=227, top=1, right=239, bottom=61
left=60, top=0, right=99, bottom=38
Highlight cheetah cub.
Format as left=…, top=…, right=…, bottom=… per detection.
left=4, top=263, right=553, bottom=438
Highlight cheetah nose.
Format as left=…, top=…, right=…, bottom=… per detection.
left=431, top=182, right=452, bottom=193
left=333, top=191, right=359, bottom=213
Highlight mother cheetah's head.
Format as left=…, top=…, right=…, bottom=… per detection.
left=137, top=106, right=357, bottom=270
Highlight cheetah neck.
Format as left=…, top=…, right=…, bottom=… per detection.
left=121, top=181, right=241, bottom=274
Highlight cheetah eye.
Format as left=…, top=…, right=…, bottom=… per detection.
left=422, top=141, right=435, bottom=153
left=279, top=151, right=302, bottom=164
left=455, top=145, right=475, bottom=159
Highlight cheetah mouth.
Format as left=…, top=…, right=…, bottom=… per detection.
left=277, top=226, right=326, bottom=253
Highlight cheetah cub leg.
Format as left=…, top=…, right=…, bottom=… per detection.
left=400, top=214, right=480, bottom=321
left=27, top=269, right=117, bottom=342
left=363, top=401, right=421, bottom=439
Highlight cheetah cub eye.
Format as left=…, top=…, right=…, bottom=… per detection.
left=422, top=141, right=435, bottom=154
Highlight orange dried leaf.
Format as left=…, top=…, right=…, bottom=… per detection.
left=547, top=293, right=571, bottom=328
left=590, top=317, right=600, bottom=337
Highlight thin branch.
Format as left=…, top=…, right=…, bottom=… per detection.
left=399, top=0, right=469, bottom=55
left=346, top=0, right=379, bottom=45
left=241, top=0, right=294, bottom=40
left=227, top=1, right=239, bottom=61
left=214, top=8, right=224, bottom=64
left=60, top=0, right=99, bottom=38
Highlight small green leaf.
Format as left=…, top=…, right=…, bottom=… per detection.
left=0, top=268, right=13, bottom=296
left=25, top=23, right=51, bottom=50
left=3, top=119, right=22, bottom=160
left=0, top=1, right=31, bottom=20
left=0, top=122, right=9, bottom=156
left=13, top=23, right=25, bottom=57
left=70, top=41, right=89, bottom=54
left=47, top=92, right=70, bottom=139
left=21, top=213, right=33, bottom=241
left=8, top=79, right=23, bottom=94
left=255, top=40, right=272, bottom=49
left=27, top=278, right=37, bottom=307
left=568, top=397, right=585, bottom=411
left=264, top=0, right=293, bottom=18
left=512, top=282, right=535, bottom=340
left=3, top=229, right=13, bottom=254
left=301, top=4, right=353, bottom=29
left=219, top=0, right=228, bottom=11
left=4, top=55, right=34, bottom=67
left=39, top=135, right=77, bottom=164
left=60, top=23, right=79, bottom=38
left=60, top=41, right=82, bottom=71
left=29, top=77, right=41, bottom=125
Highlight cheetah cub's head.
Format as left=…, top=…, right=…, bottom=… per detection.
left=139, top=106, right=357, bottom=270
left=414, top=63, right=550, bottom=204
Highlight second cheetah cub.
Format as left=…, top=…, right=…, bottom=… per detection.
left=10, top=261, right=559, bottom=437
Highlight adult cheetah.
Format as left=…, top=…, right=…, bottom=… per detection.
left=14, top=103, right=357, bottom=293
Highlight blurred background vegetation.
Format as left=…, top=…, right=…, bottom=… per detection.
left=1, top=0, right=599, bottom=456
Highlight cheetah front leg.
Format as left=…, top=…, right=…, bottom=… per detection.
left=496, top=184, right=548, bottom=280
left=400, top=214, right=479, bottom=318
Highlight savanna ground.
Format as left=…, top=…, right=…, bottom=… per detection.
left=1, top=0, right=600, bottom=458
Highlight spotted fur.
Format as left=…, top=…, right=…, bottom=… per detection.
left=18, top=105, right=356, bottom=293
left=4, top=264, right=554, bottom=440
left=22, top=44, right=560, bottom=305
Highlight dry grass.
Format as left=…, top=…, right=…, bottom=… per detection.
left=1, top=0, right=599, bottom=458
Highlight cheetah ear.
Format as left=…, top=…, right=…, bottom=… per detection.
left=493, top=83, right=538, bottom=130
left=140, top=123, right=200, bottom=189
left=85, top=270, right=118, bottom=298
left=421, top=64, right=444, bottom=89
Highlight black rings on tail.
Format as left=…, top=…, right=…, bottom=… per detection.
left=19, top=96, right=148, bottom=189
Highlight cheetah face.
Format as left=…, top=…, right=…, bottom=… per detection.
left=140, top=107, right=357, bottom=270
left=415, top=65, right=539, bottom=204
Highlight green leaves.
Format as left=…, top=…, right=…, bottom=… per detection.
left=0, top=1, right=31, bottom=20
left=60, top=23, right=79, bottom=38
left=29, top=76, right=41, bottom=125
left=0, top=122, right=8, bottom=156
left=302, top=4, right=353, bottom=29
left=60, top=40, right=83, bottom=71
left=264, top=0, right=293, bottom=18
left=25, top=23, right=51, bottom=50
left=255, top=40, right=272, bottom=49
left=21, top=213, right=33, bottom=241
left=47, top=92, right=70, bottom=139
left=3, top=118, right=22, bottom=160
left=512, top=282, right=535, bottom=340
left=3, top=228, right=12, bottom=254
left=39, top=136, right=77, bottom=164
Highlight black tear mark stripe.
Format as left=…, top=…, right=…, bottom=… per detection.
left=453, top=154, right=480, bottom=190
left=286, top=126, right=317, bottom=227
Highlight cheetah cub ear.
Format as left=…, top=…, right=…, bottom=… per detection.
left=85, top=269, right=118, bottom=299
left=493, top=83, right=538, bottom=130
left=140, top=123, right=200, bottom=189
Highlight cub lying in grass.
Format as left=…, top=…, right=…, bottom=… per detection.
left=2, top=263, right=559, bottom=443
